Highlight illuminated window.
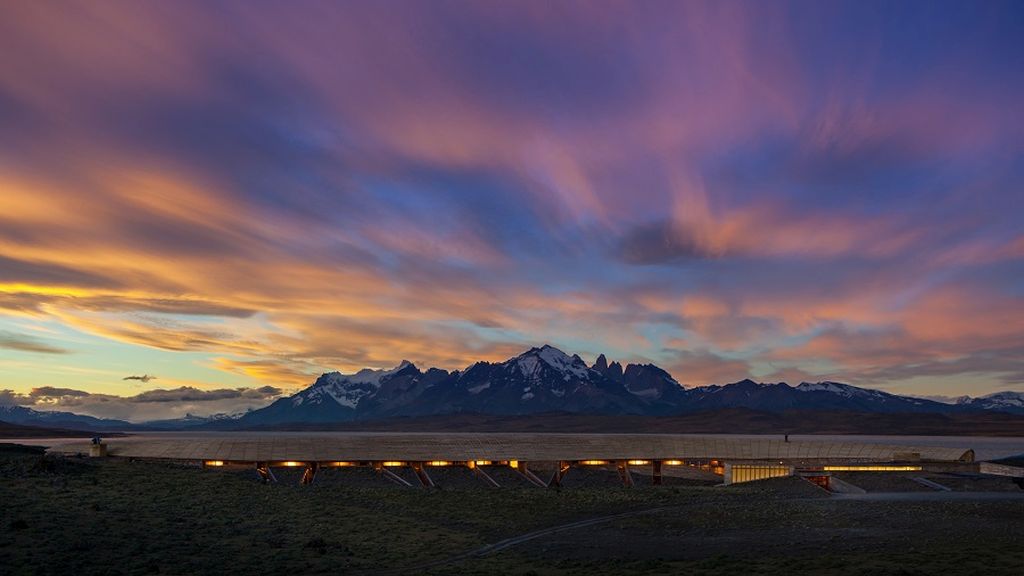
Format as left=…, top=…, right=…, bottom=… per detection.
left=728, top=465, right=792, bottom=484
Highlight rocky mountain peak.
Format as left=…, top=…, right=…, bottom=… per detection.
left=512, top=345, right=590, bottom=381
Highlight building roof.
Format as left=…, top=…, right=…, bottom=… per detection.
left=44, top=432, right=973, bottom=463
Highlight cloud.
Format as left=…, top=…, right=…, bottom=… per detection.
left=5, top=384, right=289, bottom=421
left=21, top=386, right=284, bottom=405
left=0, top=0, right=1021, bottom=411
left=29, top=387, right=91, bottom=398
left=759, top=366, right=824, bottom=386
left=129, top=386, right=283, bottom=403
left=123, top=375, right=157, bottom=383
left=0, top=330, right=69, bottom=354
left=664, top=349, right=753, bottom=387
left=0, top=389, right=25, bottom=406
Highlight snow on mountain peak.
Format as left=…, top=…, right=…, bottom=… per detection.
left=514, top=345, right=590, bottom=381
left=298, top=361, right=416, bottom=408
left=346, top=360, right=414, bottom=385
left=795, top=381, right=881, bottom=398
left=977, top=391, right=1024, bottom=408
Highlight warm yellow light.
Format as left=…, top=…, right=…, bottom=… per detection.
left=580, top=460, right=608, bottom=465
left=204, top=460, right=224, bottom=467
left=663, top=460, right=683, bottom=466
left=627, top=460, right=650, bottom=466
left=382, top=461, right=405, bottom=467
left=281, top=461, right=303, bottom=467
left=474, top=460, right=492, bottom=466
left=822, top=465, right=922, bottom=472
left=329, top=461, right=355, bottom=467
left=508, top=460, right=519, bottom=469
left=729, top=465, right=792, bottom=484
left=427, top=460, right=451, bottom=466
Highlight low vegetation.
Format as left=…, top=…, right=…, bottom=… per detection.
left=1, top=445, right=1022, bottom=575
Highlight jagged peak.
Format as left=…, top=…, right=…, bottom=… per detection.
left=521, top=343, right=565, bottom=356
left=512, top=344, right=590, bottom=380
left=313, top=360, right=417, bottom=389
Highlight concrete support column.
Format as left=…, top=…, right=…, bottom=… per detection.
left=410, top=462, right=435, bottom=487
left=300, top=462, right=318, bottom=485
left=548, top=460, right=571, bottom=488
left=256, top=462, right=277, bottom=484
left=468, top=462, right=500, bottom=487
left=616, top=460, right=634, bottom=488
left=512, top=461, right=547, bottom=488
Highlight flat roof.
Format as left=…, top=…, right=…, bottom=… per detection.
left=42, top=432, right=973, bottom=463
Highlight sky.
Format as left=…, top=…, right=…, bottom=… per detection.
left=0, top=1, right=1022, bottom=421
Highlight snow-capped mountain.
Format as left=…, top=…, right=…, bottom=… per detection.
left=677, top=378, right=952, bottom=414
left=428, top=345, right=651, bottom=416
left=0, top=405, right=133, bottom=430
left=956, top=391, right=1024, bottom=415
left=295, top=361, right=415, bottom=409
left=232, top=361, right=421, bottom=425
left=791, top=381, right=941, bottom=412
left=233, top=345, right=681, bottom=425
left=141, top=411, right=246, bottom=430
left=227, top=344, right=1018, bottom=426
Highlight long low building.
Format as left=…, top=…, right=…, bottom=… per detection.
left=46, top=430, right=974, bottom=483
left=46, top=431, right=974, bottom=463
left=45, top=432, right=977, bottom=487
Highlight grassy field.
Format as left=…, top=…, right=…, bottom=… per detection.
left=1, top=445, right=1022, bottom=575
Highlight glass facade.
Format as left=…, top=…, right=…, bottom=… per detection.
left=727, top=464, right=793, bottom=484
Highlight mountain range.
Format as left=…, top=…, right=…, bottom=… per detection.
left=2, top=345, right=1022, bottom=431
left=0, top=404, right=135, bottom=431
left=223, top=345, right=1024, bottom=427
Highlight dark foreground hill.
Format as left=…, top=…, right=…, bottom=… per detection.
left=234, top=408, right=1024, bottom=437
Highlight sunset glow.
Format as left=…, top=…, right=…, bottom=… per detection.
left=0, top=1, right=1022, bottom=421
